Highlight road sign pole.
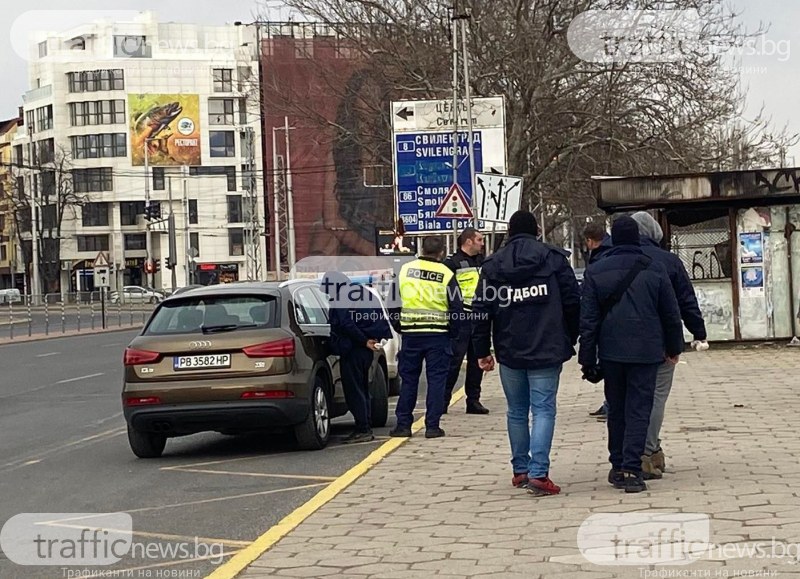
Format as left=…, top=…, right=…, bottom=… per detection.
left=460, top=16, right=478, bottom=229
left=451, top=6, right=460, bottom=247
left=101, top=287, right=106, bottom=329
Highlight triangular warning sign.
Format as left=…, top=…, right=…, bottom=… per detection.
left=435, top=183, right=473, bottom=218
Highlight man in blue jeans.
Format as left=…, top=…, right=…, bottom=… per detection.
left=472, top=211, right=580, bottom=496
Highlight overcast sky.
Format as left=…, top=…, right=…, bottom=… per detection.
left=2, top=0, right=799, bottom=162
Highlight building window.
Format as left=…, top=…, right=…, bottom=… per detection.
left=113, top=35, right=150, bottom=58
left=13, top=145, right=23, bottom=166
left=71, top=133, right=127, bottom=159
left=38, top=41, right=48, bottom=58
left=39, top=172, right=56, bottom=198
left=82, top=202, right=110, bottom=227
left=72, top=168, right=113, bottom=193
left=36, top=105, right=53, bottom=131
left=124, top=234, right=146, bottom=250
left=228, top=228, right=244, bottom=256
left=188, top=200, right=198, bottom=224
left=189, top=166, right=236, bottom=191
left=120, top=201, right=146, bottom=226
left=209, top=131, right=235, bottom=157
left=25, top=110, right=35, bottom=134
left=41, top=204, right=57, bottom=230
left=212, top=68, right=233, bottom=92
left=77, top=235, right=110, bottom=252
left=208, top=99, right=234, bottom=125
left=0, top=245, right=7, bottom=262
left=69, top=100, right=125, bottom=126
left=67, top=69, right=124, bottom=93
left=152, top=167, right=165, bottom=191
left=34, top=139, right=55, bottom=165
left=190, top=232, right=199, bottom=257
left=227, top=195, right=243, bottom=223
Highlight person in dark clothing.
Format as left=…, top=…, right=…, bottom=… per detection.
left=584, top=222, right=612, bottom=265
left=473, top=210, right=580, bottom=496
left=583, top=221, right=612, bottom=420
left=322, top=271, right=392, bottom=444
left=631, top=211, right=707, bottom=478
left=579, top=216, right=684, bottom=493
left=443, top=227, right=489, bottom=415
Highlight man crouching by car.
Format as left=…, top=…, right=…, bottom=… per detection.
left=322, top=271, right=393, bottom=443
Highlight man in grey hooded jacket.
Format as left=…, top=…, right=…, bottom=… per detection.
left=631, top=212, right=708, bottom=479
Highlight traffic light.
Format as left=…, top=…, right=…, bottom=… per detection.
left=154, top=259, right=161, bottom=273
left=165, top=256, right=175, bottom=270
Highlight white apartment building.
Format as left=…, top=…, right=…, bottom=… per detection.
left=15, top=11, right=265, bottom=295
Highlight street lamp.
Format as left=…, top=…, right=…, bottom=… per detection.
left=143, top=137, right=154, bottom=288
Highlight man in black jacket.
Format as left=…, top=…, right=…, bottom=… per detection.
left=631, top=211, right=707, bottom=478
left=322, top=271, right=392, bottom=444
left=583, top=221, right=612, bottom=420
left=579, top=216, right=684, bottom=493
left=472, top=211, right=580, bottom=496
left=443, top=227, right=488, bottom=414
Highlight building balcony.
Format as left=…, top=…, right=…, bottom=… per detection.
left=23, top=85, right=53, bottom=105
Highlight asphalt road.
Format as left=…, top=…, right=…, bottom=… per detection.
left=0, top=330, right=423, bottom=578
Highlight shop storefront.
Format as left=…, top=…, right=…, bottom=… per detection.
left=123, top=257, right=145, bottom=287
left=196, top=263, right=240, bottom=285
left=594, top=168, right=800, bottom=341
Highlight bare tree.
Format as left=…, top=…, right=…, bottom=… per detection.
left=260, top=0, right=797, bottom=244
left=6, top=148, right=87, bottom=294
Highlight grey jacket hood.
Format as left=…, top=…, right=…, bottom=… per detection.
left=631, top=211, right=663, bottom=243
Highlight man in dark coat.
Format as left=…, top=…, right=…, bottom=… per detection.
left=579, top=216, right=684, bottom=493
left=322, top=271, right=392, bottom=443
left=472, top=210, right=580, bottom=496
left=631, top=211, right=707, bottom=478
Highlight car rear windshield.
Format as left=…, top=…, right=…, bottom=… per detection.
left=144, top=295, right=279, bottom=335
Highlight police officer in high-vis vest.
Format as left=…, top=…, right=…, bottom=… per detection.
left=387, top=236, right=464, bottom=439
left=443, top=227, right=489, bottom=414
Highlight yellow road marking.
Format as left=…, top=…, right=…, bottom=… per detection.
left=168, top=467, right=337, bottom=482
left=205, top=387, right=466, bottom=579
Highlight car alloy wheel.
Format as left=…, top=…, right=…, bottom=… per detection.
left=314, top=385, right=329, bottom=439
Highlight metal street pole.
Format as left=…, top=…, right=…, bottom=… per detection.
left=460, top=16, right=478, bottom=229
left=144, top=138, right=152, bottom=289
left=284, top=116, right=296, bottom=271
left=28, top=129, right=41, bottom=303
left=451, top=5, right=460, bottom=247
left=182, top=165, right=192, bottom=285
left=167, top=176, right=177, bottom=293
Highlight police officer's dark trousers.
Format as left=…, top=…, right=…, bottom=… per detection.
left=444, top=324, right=482, bottom=406
left=340, top=346, right=374, bottom=433
left=603, top=361, right=659, bottom=474
left=395, top=334, right=451, bottom=430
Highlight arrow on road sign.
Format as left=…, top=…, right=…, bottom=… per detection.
left=435, top=183, right=473, bottom=219
left=395, top=106, right=414, bottom=121
left=475, top=173, right=523, bottom=222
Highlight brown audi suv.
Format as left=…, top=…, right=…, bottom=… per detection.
left=122, top=280, right=390, bottom=458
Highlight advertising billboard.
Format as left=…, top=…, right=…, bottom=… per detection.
left=129, top=94, right=201, bottom=166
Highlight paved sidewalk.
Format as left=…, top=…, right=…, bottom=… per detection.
left=241, top=347, right=800, bottom=578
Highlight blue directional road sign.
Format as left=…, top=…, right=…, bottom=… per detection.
left=395, top=131, right=483, bottom=233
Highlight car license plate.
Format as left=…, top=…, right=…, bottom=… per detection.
left=173, top=354, right=231, bottom=371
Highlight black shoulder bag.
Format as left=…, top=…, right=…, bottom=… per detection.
left=583, top=256, right=652, bottom=383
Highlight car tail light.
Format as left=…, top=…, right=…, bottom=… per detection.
left=123, top=396, right=162, bottom=406
left=124, top=348, right=162, bottom=366
left=242, top=337, right=295, bottom=358
left=241, top=391, right=295, bottom=400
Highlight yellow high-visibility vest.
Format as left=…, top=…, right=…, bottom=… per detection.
left=398, top=259, right=454, bottom=333
left=454, top=264, right=480, bottom=311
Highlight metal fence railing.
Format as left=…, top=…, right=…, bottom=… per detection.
left=0, top=292, right=158, bottom=341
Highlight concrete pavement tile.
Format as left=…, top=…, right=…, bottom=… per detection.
left=411, top=559, right=509, bottom=575
left=343, top=562, right=412, bottom=574
left=276, top=565, right=347, bottom=577
left=447, top=548, right=517, bottom=560
left=248, top=556, right=317, bottom=569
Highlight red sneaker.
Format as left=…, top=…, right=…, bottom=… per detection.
left=526, top=476, right=561, bottom=496
left=511, top=473, right=529, bottom=488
